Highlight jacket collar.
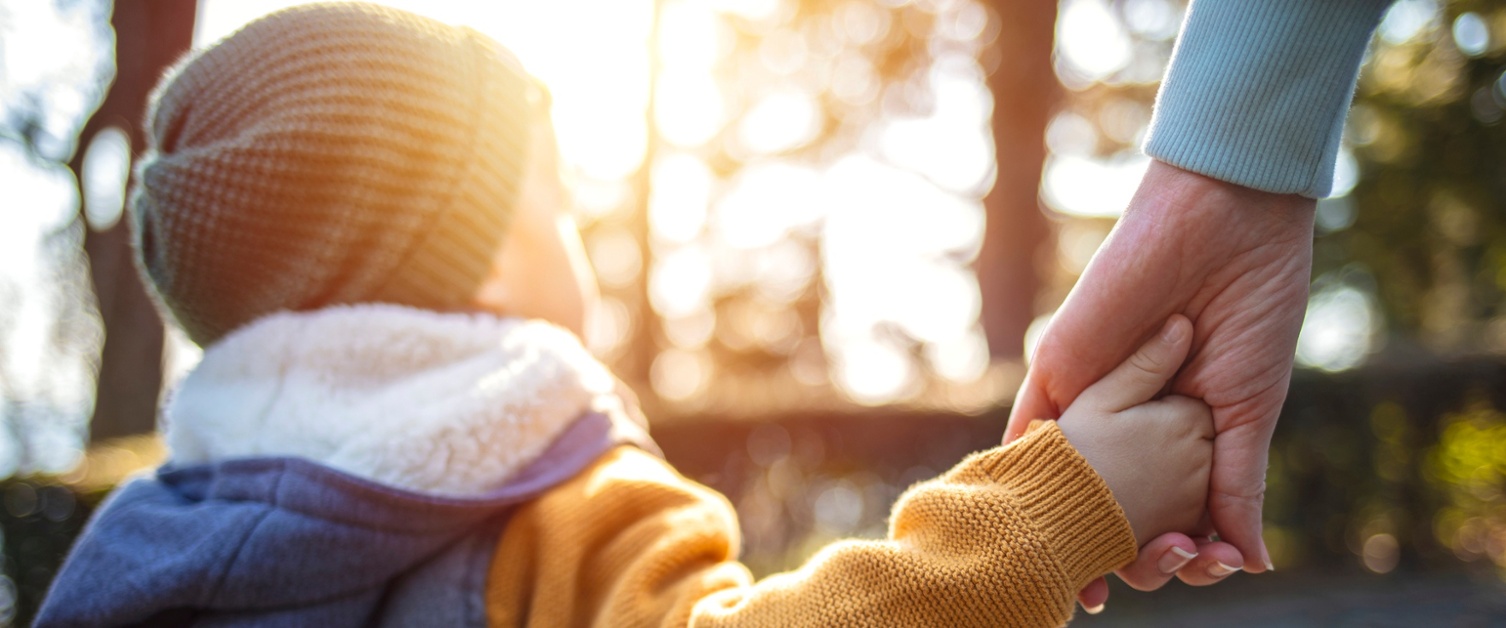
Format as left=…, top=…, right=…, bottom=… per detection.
left=163, top=304, right=622, bottom=496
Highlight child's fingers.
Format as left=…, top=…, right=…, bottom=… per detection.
left=1075, top=577, right=1109, bottom=614
left=1126, top=395, right=1216, bottom=439
left=1076, top=315, right=1193, bottom=412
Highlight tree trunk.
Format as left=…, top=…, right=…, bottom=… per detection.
left=69, top=0, right=198, bottom=442
left=976, top=1, right=1058, bottom=361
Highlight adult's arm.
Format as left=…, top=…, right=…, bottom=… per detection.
left=1008, top=0, right=1393, bottom=610
left=1146, top=0, right=1393, bottom=198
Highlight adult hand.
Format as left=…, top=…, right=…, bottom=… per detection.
left=1005, top=161, right=1316, bottom=609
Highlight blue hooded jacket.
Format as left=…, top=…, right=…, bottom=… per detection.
left=37, top=307, right=657, bottom=627
left=38, top=410, right=649, bottom=627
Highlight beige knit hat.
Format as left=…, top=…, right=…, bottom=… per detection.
left=132, top=2, right=540, bottom=346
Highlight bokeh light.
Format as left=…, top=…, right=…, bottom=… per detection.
left=4, top=1, right=1506, bottom=622
left=1296, top=277, right=1382, bottom=372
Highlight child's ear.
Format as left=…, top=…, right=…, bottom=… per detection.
left=1073, top=315, right=1193, bottom=413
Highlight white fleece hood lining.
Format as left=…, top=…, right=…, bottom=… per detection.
left=164, top=305, right=618, bottom=497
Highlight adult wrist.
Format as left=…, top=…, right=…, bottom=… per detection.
left=1122, top=161, right=1316, bottom=293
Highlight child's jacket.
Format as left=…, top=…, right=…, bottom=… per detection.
left=39, top=306, right=1137, bottom=628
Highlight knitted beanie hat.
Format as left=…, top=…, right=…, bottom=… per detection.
left=132, top=2, right=539, bottom=346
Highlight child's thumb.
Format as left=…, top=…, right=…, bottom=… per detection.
left=1077, top=315, right=1193, bottom=411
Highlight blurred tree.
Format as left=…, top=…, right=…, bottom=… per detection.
left=68, top=0, right=196, bottom=441
left=976, top=0, right=1056, bottom=360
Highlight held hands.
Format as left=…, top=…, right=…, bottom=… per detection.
left=1057, top=315, right=1212, bottom=548
left=1007, top=161, right=1316, bottom=609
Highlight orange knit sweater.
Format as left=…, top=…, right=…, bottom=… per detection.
left=485, top=421, right=1137, bottom=627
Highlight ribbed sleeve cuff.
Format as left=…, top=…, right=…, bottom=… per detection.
left=1144, top=0, right=1390, bottom=198
left=973, top=422, right=1137, bottom=588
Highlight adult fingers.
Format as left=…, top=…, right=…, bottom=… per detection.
left=1003, top=371, right=1056, bottom=443
left=1206, top=419, right=1277, bottom=573
left=1114, top=533, right=1202, bottom=592
left=1076, top=315, right=1193, bottom=413
left=1175, top=539, right=1246, bottom=586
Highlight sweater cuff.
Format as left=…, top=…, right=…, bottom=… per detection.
left=974, top=422, right=1137, bottom=588
left=1144, top=0, right=1390, bottom=198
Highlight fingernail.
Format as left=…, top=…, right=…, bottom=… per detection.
left=1083, top=603, right=1105, bottom=615
left=1161, top=319, right=1184, bottom=343
left=1263, top=545, right=1276, bottom=572
left=1207, top=561, right=1239, bottom=578
left=1158, top=546, right=1197, bottom=574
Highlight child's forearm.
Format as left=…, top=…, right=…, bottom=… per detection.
left=690, top=422, right=1137, bottom=626
left=487, top=423, right=1136, bottom=627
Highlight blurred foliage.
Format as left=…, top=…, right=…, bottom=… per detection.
left=0, top=0, right=113, bottom=478
left=0, top=480, right=100, bottom=626
left=1428, top=401, right=1506, bottom=572
left=0, top=435, right=163, bottom=625
left=658, top=357, right=1506, bottom=581
left=1318, top=0, right=1506, bottom=351
left=602, top=0, right=1003, bottom=417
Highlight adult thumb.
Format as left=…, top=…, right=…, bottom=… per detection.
left=1076, top=315, right=1192, bottom=412
left=1004, top=371, right=1056, bottom=443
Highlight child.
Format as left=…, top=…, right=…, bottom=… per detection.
left=37, top=4, right=1213, bottom=627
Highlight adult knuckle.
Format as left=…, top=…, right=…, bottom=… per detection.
left=1213, top=482, right=1267, bottom=505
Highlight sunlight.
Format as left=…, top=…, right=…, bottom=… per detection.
left=586, top=229, right=643, bottom=289
left=1297, top=280, right=1380, bottom=372
left=1378, top=0, right=1440, bottom=45
left=1041, top=152, right=1150, bottom=218
left=198, top=0, right=654, bottom=183
left=878, top=57, right=994, bottom=196
left=649, top=153, right=714, bottom=244
left=1056, top=0, right=1132, bottom=84
left=80, top=126, right=130, bottom=231
left=924, top=327, right=990, bottom=383
left=651, top=347, right=711, bottom=401
left=0, top=145, right=75, bottom=276
left=0, top=0, right=108, bottom=159
left=654, top=0, right=728, bottom=148
left=649, top=244, right=714, bottom=318
left=1452, top=12, right=1490, bottom=57
left=830, top=338, right=915, bottom=405
left=739, top=88, right=821, bottom=155
left=192, top=0, right=999, bottom=407
left=1120, top=0, right=1181, bottom=41
left=713, top=163, right=824, bottom=250
left=820, top=155, right=989, bottom=401
left=655, top=69, right=727, bottom=148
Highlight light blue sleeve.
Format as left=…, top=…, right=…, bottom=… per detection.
left=1143, top=0, right=1393, bottom=198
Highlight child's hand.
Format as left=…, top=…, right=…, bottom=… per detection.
left=1056, top=315, right=1213, bottom=546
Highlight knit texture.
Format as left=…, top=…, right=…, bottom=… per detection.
left=486, top=422, right=1138, bottom=627
left=1144, top=0, right=1391, bottom=198
left=132, top=2, right=539, bottom=345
